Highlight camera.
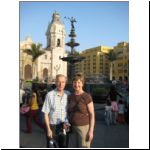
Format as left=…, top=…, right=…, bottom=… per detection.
left=48, top=138, right=59, bottom=148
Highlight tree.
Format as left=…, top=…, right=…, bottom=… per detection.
left=24, top=43, right=45, bottom=80
left=105, top=50, right=118, bottom=81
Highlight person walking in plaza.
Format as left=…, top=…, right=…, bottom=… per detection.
left=20, top=88, right=25, bottom=107
left=68, top=73, right=95, bottom=148
left=25, top=89, right=45, bottom=133
left=124, top=87, right=129, bottom=124
left=42, top=74, right=70, bottom=148
left=104, top=99, right=112, bottom=126
left=37, top=84, right=47, bottom=124
left=117, top=99, right=125, bottom=124
left=106, top=85, right=122, bottom=125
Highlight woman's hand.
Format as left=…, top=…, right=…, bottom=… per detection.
left=86, top=130, right=93, bottom=142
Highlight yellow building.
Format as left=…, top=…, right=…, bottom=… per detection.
left=75, top=42, right=129, bottom=82
left=75, top=46, right=112, bottom=80
left=113, top=42, right=129, bottom=81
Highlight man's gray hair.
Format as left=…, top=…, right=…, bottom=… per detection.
left=56, top=74, right=67, bottom=82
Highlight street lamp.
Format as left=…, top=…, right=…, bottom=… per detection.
left=54, top=64, right=61, bottom=75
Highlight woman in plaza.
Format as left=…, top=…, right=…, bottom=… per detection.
left=25, top=89, right=45, bottom=133
left=106, top=85, right=122, bottom=124
left=104, top=99, right=112, bottom=126
left=67, top=73, right=95, bottom=148
left=117, top=99, right=125, bottom=124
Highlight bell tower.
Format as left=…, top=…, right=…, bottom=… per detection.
left=45, top=12, right=67, bottom=80
left=46, top=11, right=66, bottom=49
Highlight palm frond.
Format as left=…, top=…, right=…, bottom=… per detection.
left=32, top=51, right=45, bottom=62
left=23, top=49, right=32, bottom=55
left=105, top=50, right=118, bottom=62
left=23, top=43, right=45, bottom=62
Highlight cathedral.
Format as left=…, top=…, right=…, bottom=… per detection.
left=20, top=12, right=67, bottom=82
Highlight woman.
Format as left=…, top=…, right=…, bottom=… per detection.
left=68, top=73, right=95, bottom=148
left=105, top=85, right=122, bottom=124
left=25, top=89, right=45, bottom=133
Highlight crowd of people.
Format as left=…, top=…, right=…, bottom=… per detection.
left=104, top=77, right=129, bottom=126
left=20, top=74, right=129, bottom=148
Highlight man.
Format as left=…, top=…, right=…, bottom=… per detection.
left=42, top=74, right=70, bottom=148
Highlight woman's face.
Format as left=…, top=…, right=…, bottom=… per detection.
left=73, top=79, right=83, bottom=92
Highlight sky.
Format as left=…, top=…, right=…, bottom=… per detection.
left=20, top=1, right=129, bottom=51
left=0, top=1, right=149, bottom=148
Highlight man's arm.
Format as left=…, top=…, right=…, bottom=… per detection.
left=44, top=112, right=53, bottom=138
left=42, top=93, right=53, bottom=138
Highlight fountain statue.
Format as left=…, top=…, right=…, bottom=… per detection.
left=60, top=16, right=85, bottom=80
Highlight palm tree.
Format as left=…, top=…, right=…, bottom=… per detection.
left=24, top=43, right=45, bottom=80
left=105, top=50, right=118, bottom=81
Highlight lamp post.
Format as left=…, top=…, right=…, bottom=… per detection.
left=54, top=64, right=61, bottom=75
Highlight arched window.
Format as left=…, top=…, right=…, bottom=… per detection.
left=57, top=39, right=61, bottom=47
left=43, top=68, right=48, bottom=80
left=24, top=64, right=32, bottom=80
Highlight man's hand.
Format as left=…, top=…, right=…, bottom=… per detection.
left=63, top=122, right=71, bottom=132
left=47, top=128, right=53, bottom=139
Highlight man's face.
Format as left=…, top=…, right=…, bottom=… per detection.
left=56, top=76, right=66, bottom=91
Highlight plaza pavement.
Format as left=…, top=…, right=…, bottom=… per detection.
left=20, top=103, right=129, bottom=148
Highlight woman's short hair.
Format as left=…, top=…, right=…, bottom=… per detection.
left=72, top=73, right=85, bottom=84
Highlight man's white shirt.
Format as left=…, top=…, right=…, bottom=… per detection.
left=42, top=89, right=70, bottom=125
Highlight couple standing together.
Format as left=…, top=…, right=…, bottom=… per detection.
left=42, top=73, right=95, bottom=148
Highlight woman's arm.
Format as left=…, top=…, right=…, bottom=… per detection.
left=87, top=101, right=95, bottom=142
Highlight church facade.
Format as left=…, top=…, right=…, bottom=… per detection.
left=20, top=12, right=67, bottom=82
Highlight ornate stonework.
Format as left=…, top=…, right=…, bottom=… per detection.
left=20, top=12, right=67, bottom=82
